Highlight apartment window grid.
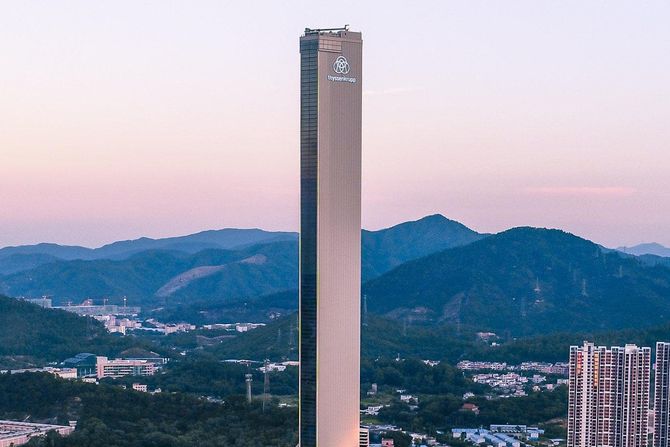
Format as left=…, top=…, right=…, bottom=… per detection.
left=655, top=343, right=670, bottom=447
left=569, top=343, right=650, bottom=447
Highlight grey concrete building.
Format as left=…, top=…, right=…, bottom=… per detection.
left=299, top=26, right=362, bottom=447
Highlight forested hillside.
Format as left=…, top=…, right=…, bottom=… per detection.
left=0, top=373, right=297, bottom=447
left=364, top=227, right=670, bottom=335
left=0, top=296, right=152, bottom=368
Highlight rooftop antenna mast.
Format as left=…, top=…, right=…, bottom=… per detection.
left=304, top=24, right=350, bottom=33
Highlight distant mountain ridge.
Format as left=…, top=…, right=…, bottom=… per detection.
left=3, top=216, right=670, bottom=337
left=0, top=242, right=298, bottom=308
left=0, top=215, right=484, bottom=307
left=0, top=216, right=483, bottom=276
left=362, top=214, right=485, bottom=278
left=0, top=228, right=298, bottom=275
left=618, top=242, right=670, bottom=258
left=0, top=228, right=297, bottom=260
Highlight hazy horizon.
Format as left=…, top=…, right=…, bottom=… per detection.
left=0, top=213, right=661, bottom=252
left=2, top=1, right=669, bottom=248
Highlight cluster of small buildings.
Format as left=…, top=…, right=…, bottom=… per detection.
left=0, top=420, right=75, bottom=447
left=20, top=297, right=197, bottom=335
left=92, top=314, right=142, bottom=334
left=203, top=322, right=266, bottom=332
left=452, top=428, right=520, bottom=447
left=1, top=367, right=78, bottom=380
left=258, top=360, right=299, bottom=373
left=90, top=313, right=195, bottom=336
left=140, top=319, right=196, bottom=335
left=451, top=425, right=547, bottom=447
left=363, top=424, right=445, bottom=447
left=61, top=352, right=165, bottom=379
left=3, top=354, right=163, bottom=382
left=457, top=360, right=569, bottom=376
left=471, top=372, right=548, bottom=396
left=56, top=302, right=141, bottom=317
left=20, top=297, right=141, bottom=317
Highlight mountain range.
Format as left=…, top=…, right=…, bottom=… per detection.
left=2, top=215, right=669, bottom=337
left=0, top=228, right=297, bottom=275
left=364, top=227, right=670, bottom=335
left=618, top=242, right=670, bottom=258
left=0, top=215, right=482, bottom=307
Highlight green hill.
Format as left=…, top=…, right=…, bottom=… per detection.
left=364, top=227, right=670, bottom=336
left=0, top=243, right=298, bottom=308
left=362, top=214, right=484, bottom=278
left=0, top=295, right=152, bottom=368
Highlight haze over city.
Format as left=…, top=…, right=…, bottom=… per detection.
left=1, top=0, right=669, bottom=248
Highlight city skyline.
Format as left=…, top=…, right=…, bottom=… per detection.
left=2, top=1, right=670, bottom=248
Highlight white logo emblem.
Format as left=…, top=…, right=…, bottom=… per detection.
left=333, top=56, right=350, bottom=74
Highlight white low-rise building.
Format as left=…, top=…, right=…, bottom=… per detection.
left=0, top=420, right=74, bottom=447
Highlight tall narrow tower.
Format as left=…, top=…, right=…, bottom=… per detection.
left=299, top=27, right=362, bottom=447
left=654, top=342, right=670, bottom=447
left=245, top=373, right=253, bottom=404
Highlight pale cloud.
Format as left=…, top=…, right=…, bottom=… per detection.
left=524, top=186, right=637, bottom=197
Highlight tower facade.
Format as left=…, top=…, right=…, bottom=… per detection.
left=654, top=342, right=670, bottom=447
left=568, top=342, right=651, bottom=447
left=299, top=27, right=362, bottom=447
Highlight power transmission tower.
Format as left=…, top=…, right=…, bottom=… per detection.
left=362, top=294, right=368, bottom=326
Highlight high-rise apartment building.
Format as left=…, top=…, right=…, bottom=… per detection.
left=568, top=342, right=651, bottom=447
left=654, top=342, right=670, bottom=447
left=299, top=27, right=362, bottom=447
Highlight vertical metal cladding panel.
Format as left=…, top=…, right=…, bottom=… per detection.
left=315, top=33, right=362, bottom=447
left=299, top=37, right=318, bottom=447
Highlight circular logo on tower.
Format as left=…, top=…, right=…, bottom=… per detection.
left=333, top=56, right=350, bottom=74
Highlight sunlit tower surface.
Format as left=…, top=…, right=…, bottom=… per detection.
left=299, top=26, right=362, bottom=447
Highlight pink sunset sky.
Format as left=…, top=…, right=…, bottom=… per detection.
left=1, top=1, right=669, bottom=248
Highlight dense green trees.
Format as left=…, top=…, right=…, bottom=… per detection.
left=109, top=359, right=299, bottom=398
left=0, top=373, right=297, bottom=447
left=376, top=386, right=567, bottom=434
left=361, top=358, right=482, bottom=396
left=0, top=296, right=162, bottom=369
